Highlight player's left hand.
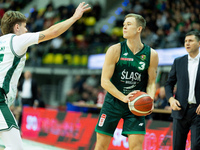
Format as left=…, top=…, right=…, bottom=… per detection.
left=146, top=111, right=152, bottom=115
left=151, top=102, right=154, bottom=111
left=73, top=2, right=91, bottom=20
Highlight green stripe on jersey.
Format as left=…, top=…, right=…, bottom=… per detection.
left=2, top=56, right=21, bottom=94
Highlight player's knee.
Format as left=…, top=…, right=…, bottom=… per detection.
left=95, top=132, right=111, bottom=150
left=128, top=136, right=144, bottom=150
left=94, top=143, right=109, bottom=150
left=129, top=143, right=143, bottom=150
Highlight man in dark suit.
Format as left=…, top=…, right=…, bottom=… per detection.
left=165, top=31, right=200, bottom=150
left=18, top=71, right=38, bottom=106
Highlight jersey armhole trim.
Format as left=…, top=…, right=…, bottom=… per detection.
left=10, top=35, right=26, bottom=58
left=148, top=46, right=151, bottom=67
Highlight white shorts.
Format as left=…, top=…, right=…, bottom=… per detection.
left=0, top=101, right=19, bottom=131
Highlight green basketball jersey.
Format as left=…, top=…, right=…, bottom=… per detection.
left=110, top=40, right=151, bottom=96
left=96, top=41, right=150, bottom=136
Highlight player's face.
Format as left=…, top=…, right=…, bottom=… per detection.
left=123, top=17, right=138, bottom=39
left=17, top=22, right=28, bottom=35
left=184, top=35, right=200, bottom=54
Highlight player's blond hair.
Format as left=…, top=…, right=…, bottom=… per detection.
left=125, top=14, right=146, bottom=30
left=1, top=10, right=27, bottom=35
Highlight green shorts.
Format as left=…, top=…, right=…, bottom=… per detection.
left=95, top=94, right=146, bottom=137
left=0, top=92, right=19, bottom=131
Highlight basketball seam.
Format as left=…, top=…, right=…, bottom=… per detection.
left=128, top=94, right=152, bottom=113
left=132, top=94, right=150, bottom=102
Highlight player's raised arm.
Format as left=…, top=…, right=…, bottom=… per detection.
left=38, top=2, right=91, bottom=43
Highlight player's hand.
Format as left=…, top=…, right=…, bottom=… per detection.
left=196, top=104, right=200, bottom=115
left=72, top=2, right=91, bottom=20
left=150, top=102, right=154, bottom=111
left=122, top=90, right=140, bottom=103
left=169, top=97, right=181, bottom=110
left=146, top=110, right=152, bottom=115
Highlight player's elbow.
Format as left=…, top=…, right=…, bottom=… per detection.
left=101, top=78, right=109, bottom=90
left=51, top=29, right=59, bottom=38
left=47, top=27, right=60, bottom=39
left=101, top=80, right=106, bottom=89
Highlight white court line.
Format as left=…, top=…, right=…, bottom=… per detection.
left=0, top=138, right=67, bottom=150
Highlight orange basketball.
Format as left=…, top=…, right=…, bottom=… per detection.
left=128, top=91, right=153, bottom=116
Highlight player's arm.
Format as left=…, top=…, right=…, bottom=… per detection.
left=101, top=44, right=133, bottom=103
left=146, top=48, right=159, bottom=100
left=38, top=2, right=90, bottom=43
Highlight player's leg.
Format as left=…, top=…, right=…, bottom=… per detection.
left=94, top=133, right=112, bottom=150
left=1, top=128, right=23, bottom=150
left=0, top=101, right=22, bottom=150
left=122, top=111, right=146, bottom=150
left=95, top=100, right=122, bottom=150
left=95, top=112, right=120, bottom=150
left=128, top=134, right=144, bottom=150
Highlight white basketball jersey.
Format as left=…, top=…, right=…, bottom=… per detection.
left=0, top=34, right=27, bottom=105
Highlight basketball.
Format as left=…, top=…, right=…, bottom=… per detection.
left=128, top=91, right=153, bottom=116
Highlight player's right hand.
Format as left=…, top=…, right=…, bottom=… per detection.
left=169, top=97, right=181, bottom=110
left=72, top=2, right=91, bottom=20
left=122, top=90, right=140, bottom=103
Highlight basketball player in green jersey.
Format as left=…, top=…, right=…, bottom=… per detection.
left=95, top=14, right=159, bottom=150
left=0, top=2, right=90, bottom=150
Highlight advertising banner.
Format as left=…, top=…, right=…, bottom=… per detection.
left=21, top=107, right=191, bottom=150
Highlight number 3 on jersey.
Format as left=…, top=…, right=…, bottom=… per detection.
left=138, top=62, right=145, bottom=70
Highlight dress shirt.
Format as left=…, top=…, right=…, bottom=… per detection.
left=188, top=53, right=200, bottom=104
left=21, top=79, right=32, bottom=98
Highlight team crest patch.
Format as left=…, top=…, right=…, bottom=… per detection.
left=99, top=114, right=106, bottom=127
left=140, top=55, right=146, bottom=61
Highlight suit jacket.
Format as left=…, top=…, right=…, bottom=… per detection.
left=165, top=55, right=200, bottom=119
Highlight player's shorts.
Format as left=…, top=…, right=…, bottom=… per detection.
left=0, top=92, right=19, bottom=131
left=95, top=93, right=146, bottom=137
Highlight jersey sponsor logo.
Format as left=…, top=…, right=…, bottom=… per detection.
left=124, top=84, right=136, bottom=89
left=99, top=114, right=106, bottom=127
left=120, top=57, right=134, bottom=61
